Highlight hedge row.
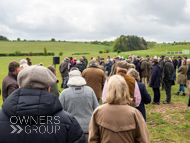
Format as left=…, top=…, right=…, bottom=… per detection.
left=0, top=52, right=54, bottom=57
left=72, top=53, right=90, bottom=55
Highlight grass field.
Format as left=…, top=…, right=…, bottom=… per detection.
left=1, top=41, right=190, bottom=142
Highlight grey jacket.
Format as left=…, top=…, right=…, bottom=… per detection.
left=59, top=86, right=99, bottom=133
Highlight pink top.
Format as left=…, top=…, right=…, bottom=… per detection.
left=102, top=80, right=141, bottom=107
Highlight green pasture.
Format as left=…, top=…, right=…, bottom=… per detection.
left=1, top=41, right=190, bottom=142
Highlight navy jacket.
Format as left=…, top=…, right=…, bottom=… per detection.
left=149, top=63, right=161, bottom=88
left=178, top=59, right=181, bottom=68
left=136, top=82, right=151, bottom=121
left=0, top=88, right=85, bottom=143
left=133, top=60, right=140, bottom=73
left=105, top=62, right=112, bottom=76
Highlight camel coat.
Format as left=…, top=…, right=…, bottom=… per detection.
left=89, top=104, right=150, bottom=143
left=82, top=66, right=106, bottom=99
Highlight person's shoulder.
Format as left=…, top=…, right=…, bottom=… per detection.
left=55, top=110, right=79, bottom=125
left=60, top=88, right=71, bottom=95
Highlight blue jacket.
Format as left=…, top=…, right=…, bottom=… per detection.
left=136, top=82, right=151, bottom=121
left=0, top=88, right=85, bottom=143
left=149, top=63, right=161, bottom=88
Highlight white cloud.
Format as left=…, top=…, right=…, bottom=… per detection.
left=0, top=0, right=190, bottom=42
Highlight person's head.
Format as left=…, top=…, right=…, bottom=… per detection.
left=126, top=59, right=131, bottom=64
left=80, top=57, right=83, bottom=61
left=132, top=55, right=137, bottom=62
left=182, top=60, right=187, bottom=66
left=106, top=56, right=110, bottom=59
left=83, top=56, right=85, bottom=59
left=146, top=57, right=150, bottom=61
left=105, top=75, right=131, bottom=104
left=76, top=60, right=81, bottom=65
left=47, top=65, right=56, bottom=75
left=89, top=59, right=98, bottom=67
left=100, top=57, right=104, bottom=62
left=127, top=68, right=140, bottom=82
left=172, top=56, right=176, bottom=60
left=19, top=63, right=28, bottom=72
left=140, top=57, right=144, bottom=61
left=178, top=56, right=181, bottom=60
left=187, top=59, right=190, bottom=65
left=26, top=57, right=31, bottom=62
left=184, top=56, right=188, bottom=61
left=152, top=58, right=158, bottom=65
left=106, top=59, right=110, bottom=64
left=164, top=56, right=169, bottom=62
left=9, top=61, right=20, bottom=75
left=67, top=70, right=86, bottom=87
left=64, top=57, right=69, bottom=62
left=18, top=65, right=57, bottom=92
left=116, top=61, right=130, bottom=72
left=113, top=56, right=119, bottom=62
left=39, top=62, right=43, bottom=66
left=20, top=59, right=28, bottom=65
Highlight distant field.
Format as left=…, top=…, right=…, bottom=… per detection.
left=1, top=41, right=190, bottom=142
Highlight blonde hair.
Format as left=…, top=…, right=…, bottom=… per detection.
left=127, top=68, right=140, bottom=82
left=19, top=63, right=28, bottom=71
left=105, top=75, right=131, bottom=104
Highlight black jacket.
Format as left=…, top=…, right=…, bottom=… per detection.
left=178, top=59, right=181, bottom=69
left=163, top=61, right=174, bottom=82
left=0, top=88, right=85, bottom=143
left=133, top=60, right=140, bottom=73
left=136, top=82, right=151, bottom=121
left=149, top=63, right=161, bottom=88
left=172, top=59, right=178, bottom=70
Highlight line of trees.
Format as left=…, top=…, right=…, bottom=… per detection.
left=113, top=35, right=148, bottom=52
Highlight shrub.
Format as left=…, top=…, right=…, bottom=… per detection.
left=59, top=52, right=64, bottom=56
left=117, top=50, right=121, bottom=54
left=44, top=47, right=47, bottom=56
left=99, top=51, right=103, bottom=54
left=104, top=49, right=109, bottom=53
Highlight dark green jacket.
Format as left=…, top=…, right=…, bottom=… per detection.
left=187, top=65, right=190, bottom=80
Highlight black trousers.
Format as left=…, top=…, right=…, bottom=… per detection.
left=153, top=88, right=160, bottom=103
left=165, top=81, right=172, bottom=102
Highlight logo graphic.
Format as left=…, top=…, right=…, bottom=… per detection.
left=10, top=116, right=60, bottom=134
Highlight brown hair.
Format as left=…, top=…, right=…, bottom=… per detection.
left=47, top=65, right=56, bottom=75
left=9, top=61, right=20, bottom=72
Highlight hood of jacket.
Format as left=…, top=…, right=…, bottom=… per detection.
left=67, top=76, right=86, bottom=86
left=2, top=88, right=63, bottom=118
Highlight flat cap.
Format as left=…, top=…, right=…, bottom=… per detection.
left=18, top=65, right=57, bottom=90
left=89, top=59, right=97, bottom=64
left=116, top=61, right=130, bottom=69
left=164, top=56, right=169, bottom=61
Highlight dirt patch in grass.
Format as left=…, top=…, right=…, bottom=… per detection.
left=147, top=102, right=189, bottom=125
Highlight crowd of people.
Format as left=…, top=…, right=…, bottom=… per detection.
left=0, top=54, right=190, bottom=142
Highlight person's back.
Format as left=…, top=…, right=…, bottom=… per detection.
left=0, top=65, right=85, bottom=143
left=0, top=88, right=85, bottom=143
left=81, top=59, right=106, bottom=100
left=59, top=86, right=99, bottom=133
left=89, top=104, right=149, bottom=143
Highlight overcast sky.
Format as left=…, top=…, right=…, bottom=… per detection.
left=0, top=0, right=190, bottom=42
